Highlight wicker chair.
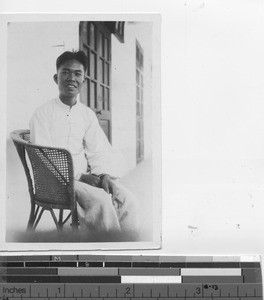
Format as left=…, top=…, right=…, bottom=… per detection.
left=10, top=129, right=79, bottom=231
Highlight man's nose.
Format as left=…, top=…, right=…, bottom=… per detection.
left=67, top=72, right=76, bottom=81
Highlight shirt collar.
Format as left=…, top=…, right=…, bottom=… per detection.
left=55, top=96, right=80, bottom=110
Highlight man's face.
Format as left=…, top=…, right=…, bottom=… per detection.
left=55, top=59, right=86, bottom=98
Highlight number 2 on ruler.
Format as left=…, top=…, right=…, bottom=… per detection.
left=125, top=287, right=131, bottom=296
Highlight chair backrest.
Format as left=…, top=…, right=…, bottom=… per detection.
left=10, top=129, right=75, bottom=210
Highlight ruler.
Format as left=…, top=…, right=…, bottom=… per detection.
left=0, top=255, right=262, bottom=299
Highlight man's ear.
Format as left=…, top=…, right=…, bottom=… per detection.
left=53, top=74, right=58, bottom=84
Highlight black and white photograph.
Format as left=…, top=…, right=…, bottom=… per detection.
left=3, top=15, right=161, bottom=250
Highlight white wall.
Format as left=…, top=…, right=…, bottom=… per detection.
left=111, top=22, right=153, bottom=170
left=7, top=22, right=79, bottom=134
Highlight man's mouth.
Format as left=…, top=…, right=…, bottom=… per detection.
left=66, top=84, right=76, bottom=88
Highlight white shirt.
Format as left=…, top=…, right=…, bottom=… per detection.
left=29, top=98, right=127, bottom=178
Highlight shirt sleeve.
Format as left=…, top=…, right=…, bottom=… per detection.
left=83, top=112, right=128, bottom=178
left=29, top=105, right=52, bottom=146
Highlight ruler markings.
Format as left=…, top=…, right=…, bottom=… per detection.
left=0, top=255, right=261, bottom=299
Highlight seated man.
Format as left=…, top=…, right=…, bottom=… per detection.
left=29, top=50, right=139, bottom=237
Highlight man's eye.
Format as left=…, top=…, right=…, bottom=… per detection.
left=76, top=73, right=83, bottom=77
left=61, top=71, right=69, bottom=75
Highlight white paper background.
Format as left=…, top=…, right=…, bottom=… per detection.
left=1, top=0, right=264, bottom=258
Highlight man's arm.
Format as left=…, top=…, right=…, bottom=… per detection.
left=79, top=173, right=101, bottom=187
left=79, top=173, right=118, bottom=201
left=100, top=174, right=118, bottom=201
left=83, top=112, right=127, bottom=178
left=82, top=112, right=126, bottom=199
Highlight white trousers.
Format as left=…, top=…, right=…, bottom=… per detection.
left=74, top=180, right=140, bottom=234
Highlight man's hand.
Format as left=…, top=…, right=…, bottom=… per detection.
left=100, top=174, right=118, bottom=201
left=79, top=173, right=101, bottom=187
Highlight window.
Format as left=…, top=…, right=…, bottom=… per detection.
left=79, top=22, right=112, bottom=142
left=136, top=41, right=144, bottom=163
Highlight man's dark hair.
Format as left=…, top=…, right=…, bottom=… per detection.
left=56, top=50, right=88, bottom=72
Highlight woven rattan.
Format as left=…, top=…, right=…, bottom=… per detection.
left=10, top=129, right=79, bottom=231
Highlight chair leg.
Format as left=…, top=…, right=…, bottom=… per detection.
left=28, top=207, right=76, bottom=231
left=71, top=209, right=79, bottom=231
left=33, top=207, right=45, bottom=229
left=50, top=209, right=60, bottom=229
left=58, top=209, right=64, bottom=228
left=62, top=212, right=72, bottom=225
left=27, top=203, right=37, bottom=230
left=33, top=206, right=40, bottom=220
